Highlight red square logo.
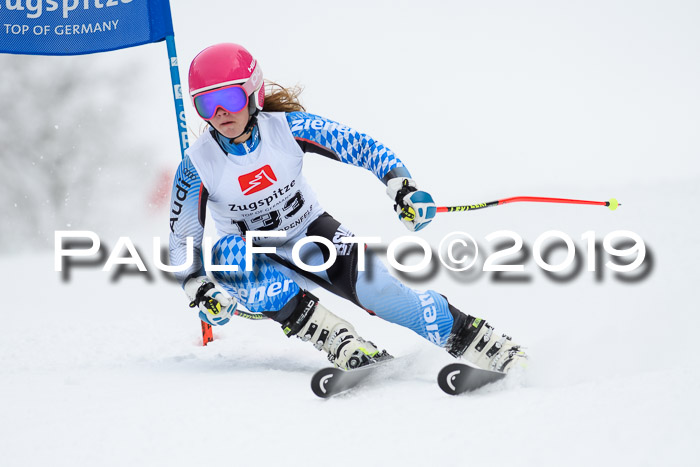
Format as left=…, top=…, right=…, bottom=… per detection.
left=238, top=165, right=277, bottom=196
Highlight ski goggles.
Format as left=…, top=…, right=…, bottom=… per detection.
left=191, top=63, right=263, bottom=120
left=193, top=84, right=249, bottom=120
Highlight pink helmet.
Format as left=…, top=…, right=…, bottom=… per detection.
left=188, top=43, right=264, bottom=114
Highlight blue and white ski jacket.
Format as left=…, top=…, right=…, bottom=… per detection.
left=168, top=111, right=411, bottom=286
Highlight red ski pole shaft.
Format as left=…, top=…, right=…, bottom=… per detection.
left=436, top=196, right=620, bottom=213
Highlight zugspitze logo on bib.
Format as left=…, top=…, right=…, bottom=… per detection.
left=239, top=165, right=277, bottom=195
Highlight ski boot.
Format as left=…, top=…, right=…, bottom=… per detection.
left=446, top=315, right=527, bottom=373
left=281, top=292, right=389, bottom=370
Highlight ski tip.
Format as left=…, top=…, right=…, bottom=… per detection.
left=437, top=363, right=506, bottom=396
left=311, top=368, right=341, bottom=399
left=437, top=363, right=467, bottom=396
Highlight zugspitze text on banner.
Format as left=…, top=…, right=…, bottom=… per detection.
left=0, top=0, right=174, bottom=56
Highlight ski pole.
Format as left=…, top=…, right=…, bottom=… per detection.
left=437, top=196, right=620, bottom=213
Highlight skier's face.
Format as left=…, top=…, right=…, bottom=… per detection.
left=209, top=105, right=250, bottom=142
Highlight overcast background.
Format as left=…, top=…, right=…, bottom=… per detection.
left=1, top=1, right=699, bottom=466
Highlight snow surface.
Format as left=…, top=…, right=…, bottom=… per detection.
left=2, top=1, right=700, bottom=466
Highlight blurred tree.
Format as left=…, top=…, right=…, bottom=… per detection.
left=0, top=54, right=152, bottom=252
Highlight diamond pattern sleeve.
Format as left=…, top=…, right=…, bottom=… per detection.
left=286, top=111, right=411, bottom=183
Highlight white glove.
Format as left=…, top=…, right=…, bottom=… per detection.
left=386, top=177, right=437, bottom=232
left=184, top=276, right=237, bottom=326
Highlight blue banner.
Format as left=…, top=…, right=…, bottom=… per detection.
left=0, top=0, right=174, bottom=56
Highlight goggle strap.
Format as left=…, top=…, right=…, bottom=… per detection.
left=190, top=63, right=263, bottom=97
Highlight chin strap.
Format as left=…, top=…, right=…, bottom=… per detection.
left=228, top=111, right=259, bottom=144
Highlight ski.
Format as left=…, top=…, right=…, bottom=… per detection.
left=437, top=362, right=506, bottom=395
left=310, top=356, right=396, bottom=398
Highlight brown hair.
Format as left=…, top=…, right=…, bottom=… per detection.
left=263, top=81, right=305, bottom=113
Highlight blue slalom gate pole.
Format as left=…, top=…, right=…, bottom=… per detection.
left=165, top=35, right=189, bottom=159
left=164, top=35, right=213, bottom=345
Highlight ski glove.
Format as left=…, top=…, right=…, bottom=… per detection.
left=386, top=177, right=437, bottom=232
left=184, top=276, right=237, bottom=326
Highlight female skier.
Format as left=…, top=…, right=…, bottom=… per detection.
left=169, top=43, right=526, bottom=372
